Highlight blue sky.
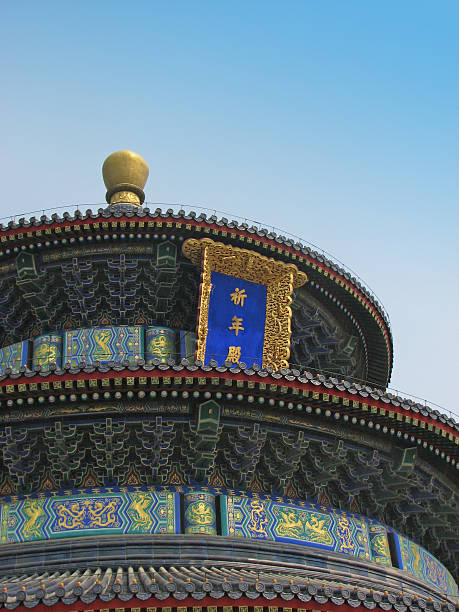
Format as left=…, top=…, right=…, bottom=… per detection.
left=1, top=1, right=458, bottom=414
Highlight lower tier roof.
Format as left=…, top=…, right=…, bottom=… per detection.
left=0, top=562, right=456, bottom=612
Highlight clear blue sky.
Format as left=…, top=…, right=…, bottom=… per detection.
left=1, top=1, right=458, bottom=414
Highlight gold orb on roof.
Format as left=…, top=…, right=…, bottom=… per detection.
left=102, top=150, right=149, bottom=207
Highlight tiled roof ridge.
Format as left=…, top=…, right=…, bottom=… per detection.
left=0, top=566, right=455, bottom=612
left=0, top=564, right=456, bottom=610
left=0, top=357, right=455, bottom=430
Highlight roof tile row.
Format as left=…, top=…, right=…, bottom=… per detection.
left=0, top=566, right=455, bottom=611
left=1, top=358, right=456, bottom=429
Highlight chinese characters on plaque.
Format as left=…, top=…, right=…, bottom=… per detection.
left=182, top=238, right=307, bottom=370
left=204, top=272, right=267, bottom=367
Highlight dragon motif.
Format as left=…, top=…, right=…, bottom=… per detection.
left=275, top=508, right=332, bottom=545
left=147, top=333, right=174, bottom=360
left=425, top=555, right=447, bottom=591
left=336, top=516, right=355, bottom=553
left=186, top=501, right=214, bottom=525
left=304, top=514, right=332, bottom=544
left=55, top=501, right=85, bottom=530
left=54, top=498, right=118, bottom=530
left=35, top=342, right=58, bottom=365
left=276, top=509, right=303, bottom=537
left=372, top=534, right=389, bottom=558
left=87, top=500, right=118, bottom=527
left=247, top=499, right=268, bottom=538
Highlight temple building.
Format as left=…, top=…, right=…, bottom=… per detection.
left=0, top=150, right=456, bottom=612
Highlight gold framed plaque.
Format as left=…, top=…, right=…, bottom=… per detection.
left=182, top=238, right=307, bottom=370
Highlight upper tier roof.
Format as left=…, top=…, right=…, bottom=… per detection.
left=0, top=206, right=393, bottom=387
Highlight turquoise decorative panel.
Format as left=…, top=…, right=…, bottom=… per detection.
left=184, top=491, right=217, bottom=535
left=221, top=495, right=370, bottom=560
left=368, top=522, right=391, bottom=566
left=0, top=484, right=456, bottom=598
left=0, top=341, right=29, bottom=374
left=63, top=326, right=143, bottom=366
left=32, top=334, right=62, bottom=371
left=180, top=330, right=196, bottom=360
left=0, top=489, right=179, bottom=544
left=396, top=534, right=458, bottom=597
left=145, top=327, right=176, bottom=364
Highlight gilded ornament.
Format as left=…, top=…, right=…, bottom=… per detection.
left=186, top=501, right=214, bottom=525
left=92, top=329, right=112, bottom=361
left=128, top=492, right=153, bottom=532
left=372, top=533, right=390, bottom=560
left=275, top=508, right=304, bottom=537
left=247, top=498, right=269, bottom=537
left=34, top=342, right=58, bottom=365
left=21, top=499, right=46, bottom=540
left=102, top=150, right=149, bottom=206
left=336, top=515, right=356, bottom=553
left=304, top=513, right=332, bottom=543
left=147, top=334, right=174, bottom=359
left=274, top=507, right=333, bottom=545
left=182, top=238, right=307, bottom=370
left=54, top=498, right=119, bottom=531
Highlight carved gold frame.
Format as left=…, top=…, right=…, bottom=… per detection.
left=182, top=238, right=307, bottom=370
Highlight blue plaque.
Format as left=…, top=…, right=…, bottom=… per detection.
left=205, top=271, right=267, bottom=367
left=183, top=239, right=307, bottom=370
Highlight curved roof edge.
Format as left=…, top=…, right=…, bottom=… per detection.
left=0, top=359, right=456, bottom=438
left=0, top=206, right=394, bottom=385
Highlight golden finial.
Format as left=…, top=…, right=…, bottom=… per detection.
left=102, top=150, right=149, bottom=207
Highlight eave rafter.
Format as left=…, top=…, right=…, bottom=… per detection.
left=0, top=367, right=456, bottom=458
